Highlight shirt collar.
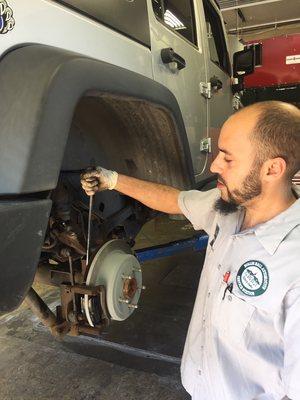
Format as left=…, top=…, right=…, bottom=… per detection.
left=253, top=185, right=300, bottom=255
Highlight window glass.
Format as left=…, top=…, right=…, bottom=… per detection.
left=203, top=0, right=230, bottom=75
left=152, top=0, right=197, bottom=45
left=54, top=0, right=150, bottom=47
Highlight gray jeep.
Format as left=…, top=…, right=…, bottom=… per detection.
left=0, top=0, right=253, bottom=334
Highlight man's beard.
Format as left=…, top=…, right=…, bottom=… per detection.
left=214, top=197, right=239, bottom=215
left=214, top=165, right=262, bottom=215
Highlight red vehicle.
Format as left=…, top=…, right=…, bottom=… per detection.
left=242, top=34, right=300, bottom=107
left=242, top=34, right=300, bottom=186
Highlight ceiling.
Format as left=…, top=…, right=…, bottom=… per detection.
left=216, top=0, right=300, bottom=41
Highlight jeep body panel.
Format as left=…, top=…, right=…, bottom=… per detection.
left=148, top=0, right=234, bottom=182
left=1, top=0, right=153, bottom=79
left=149, top=1, right=209, bottom=177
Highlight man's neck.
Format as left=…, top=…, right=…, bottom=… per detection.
left=241, top=186, right=297, bottom=231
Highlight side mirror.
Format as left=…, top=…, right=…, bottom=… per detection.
left=233, top=47, right=255, bottom=78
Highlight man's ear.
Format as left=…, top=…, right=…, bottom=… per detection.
left=262, top=157, right=287, bottom=181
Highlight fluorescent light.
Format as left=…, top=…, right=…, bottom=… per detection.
left=220, top=0, right=282, bottom=11
left=164, top=9, right=186, bottom=30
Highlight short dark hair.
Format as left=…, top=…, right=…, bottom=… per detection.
left=249, top=101, right=300, bottom=180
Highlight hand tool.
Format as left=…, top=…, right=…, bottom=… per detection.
left=86, top=194, right=93, bottom=267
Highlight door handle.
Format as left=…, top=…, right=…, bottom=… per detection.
left=210, top=76, right=223, bottom=90
left=161, top=47, right=186, bottom=70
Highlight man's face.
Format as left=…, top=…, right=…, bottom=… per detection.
left=210, top=110, right=262, bottom=214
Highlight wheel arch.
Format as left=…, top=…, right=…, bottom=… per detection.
left=0, top=44, right=195, bottom=195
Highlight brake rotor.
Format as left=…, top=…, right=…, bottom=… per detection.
left=84, top=239, right=142, bottom=325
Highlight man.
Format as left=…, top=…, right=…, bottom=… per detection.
left=81, top=101, right=300, bottom=400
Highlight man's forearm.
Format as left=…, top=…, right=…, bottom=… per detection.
left=115, top=174, right=182, bottom=214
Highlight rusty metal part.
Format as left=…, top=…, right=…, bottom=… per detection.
left=35, top=263, right=84, bottom=287
left=59, top=283, right=110, bottom=336
left=42, top=212, right=88, bottom=264
left=67, top=254, right=75, bottom=286
left=42, top=232, right=58, bottom=250
left=53, top=228, right=86, bottom=255
left=123, top=277, right=138, bottom=300
left=33, top=260, right=110, bottom=338
left=25, top=287, right=69, bottom=337
left=26, top=283, right=110, bottom=338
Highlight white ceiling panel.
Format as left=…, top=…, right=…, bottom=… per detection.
left=217, top=0, right=300, bottom=40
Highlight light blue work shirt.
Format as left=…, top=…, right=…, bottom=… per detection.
left=178, top=186, right=300, bottom=400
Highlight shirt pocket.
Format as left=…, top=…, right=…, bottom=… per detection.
left=213, top=285, right=256, bottom=348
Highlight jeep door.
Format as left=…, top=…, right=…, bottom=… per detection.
left=148, top=0, right=209, bottom=179
left=202, top=0, right=233, bottom=167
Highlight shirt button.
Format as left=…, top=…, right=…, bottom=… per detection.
left=198, top=369, right=202, bottom=376
left=218, top=264, right=221, bottom=270
left=228, top=295, right=232, bottom=301
left=207, top=292, right=211, bottom=298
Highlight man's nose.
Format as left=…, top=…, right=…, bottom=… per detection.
left=210, top=156, right=221, bottom=174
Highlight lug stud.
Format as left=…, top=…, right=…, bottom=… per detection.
left=128, top=304, right=138, bottom=309
left=121, top=275, right=133, bottom=280
left=119, top=298, right=130, bottom=304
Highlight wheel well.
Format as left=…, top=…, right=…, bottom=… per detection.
left=62, top=92, right=191, bottom=188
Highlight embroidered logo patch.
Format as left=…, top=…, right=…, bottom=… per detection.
left=0, top=1, right=15, bottom=35
left=236, top=260, right=269, bottom=296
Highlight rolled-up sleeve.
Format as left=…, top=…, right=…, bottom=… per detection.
left=178, top=188, right=220, bottom=234
left=283, top=284, right=300, bottom=400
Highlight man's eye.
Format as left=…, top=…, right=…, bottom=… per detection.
left=225, top=159, right=232, bottom=163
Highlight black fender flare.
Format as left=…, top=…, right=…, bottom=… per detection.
left=0, top=44, right=195, bottom=195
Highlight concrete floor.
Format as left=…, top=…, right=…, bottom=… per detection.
left=0, top=215, right=206, bottom=400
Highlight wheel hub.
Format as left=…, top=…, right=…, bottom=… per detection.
left=123, top=276, right=138, bottom=300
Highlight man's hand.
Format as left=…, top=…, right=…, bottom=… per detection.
left=80, top=167, right=118, bottom=196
